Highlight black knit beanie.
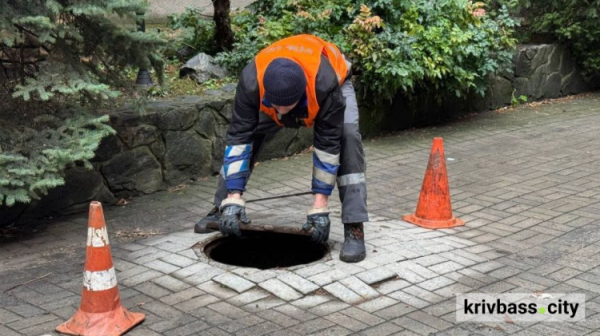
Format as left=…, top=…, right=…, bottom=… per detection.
left=263, top=58, right=307, bottom=106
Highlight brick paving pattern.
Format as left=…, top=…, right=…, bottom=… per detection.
left=2, top=93, right=600, bottom=335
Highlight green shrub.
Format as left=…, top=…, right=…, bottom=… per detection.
left=486, top=0, right=600, bottom=75
left=0, top=0, right=165, bottom=206
left=525, top=0, right=600, bottom=74
left=214, top=0, right=518, bottom=103
left=167, top=8, right=218, bottom=56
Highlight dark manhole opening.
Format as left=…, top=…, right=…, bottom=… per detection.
left=205, top=232, right=328, bottom=270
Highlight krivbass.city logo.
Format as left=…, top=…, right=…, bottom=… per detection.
left=456, top=293, right=585, bottom=322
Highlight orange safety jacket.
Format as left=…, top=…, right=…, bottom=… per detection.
left=223, top=34, right=349, bottom=195
left=255, top=34, right=349, bottom=128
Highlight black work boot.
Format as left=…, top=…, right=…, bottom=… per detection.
left=340, top=223, right=366, bottom=263
left=194, top=206, right=220, bottom=233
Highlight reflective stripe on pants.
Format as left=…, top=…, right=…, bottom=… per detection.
left=336, top=79, right=369, bottom=223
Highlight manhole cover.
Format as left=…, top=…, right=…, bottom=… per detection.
left=204, top=232, right=329, bottom=270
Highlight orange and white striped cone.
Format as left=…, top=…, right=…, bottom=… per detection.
left=56, top=201, right=145, bottom=336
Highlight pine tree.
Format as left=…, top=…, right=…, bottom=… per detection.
left=0, top=0, right=165, bottom=206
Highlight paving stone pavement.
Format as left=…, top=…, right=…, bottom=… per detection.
left=2, top=93, right=600, bottom=335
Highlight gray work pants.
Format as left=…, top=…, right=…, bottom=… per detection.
left=214, top=79, right=369, bottom=224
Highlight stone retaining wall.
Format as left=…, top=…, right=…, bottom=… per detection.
left=477, top=44, right=598, bottom=109
left=99, top=87, right=312, bottom=198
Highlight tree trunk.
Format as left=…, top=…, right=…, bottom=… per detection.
left=213, top=0, right=234, bottom=51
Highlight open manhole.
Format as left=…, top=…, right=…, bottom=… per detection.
left=203, top=232, right=329, bottom=270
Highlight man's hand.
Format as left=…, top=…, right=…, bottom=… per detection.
left=303, top=207, right=331, bottom=244
left=219, top=197, right=250, bottom=237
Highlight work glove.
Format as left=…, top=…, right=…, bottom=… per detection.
left=219, top=197, right=251, bottom=237
left=302, top=207, right=331, bottom=244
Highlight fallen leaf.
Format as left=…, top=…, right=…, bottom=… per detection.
left=116, top=198, right=130, bottom=206
left=168, top=184, right=187, bottom=192
left=299, top=145, right=314, bottom=154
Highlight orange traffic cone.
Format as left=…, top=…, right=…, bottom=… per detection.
left=403, top=137, right=464, bottom=229
left=56, top=201, right=145, bottom=336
